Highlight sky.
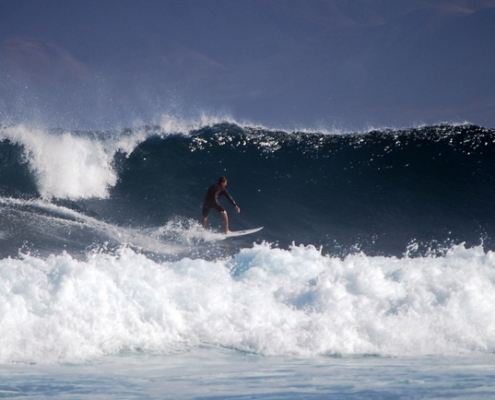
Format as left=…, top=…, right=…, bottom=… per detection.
left=1, top=0, right=495, bottom=130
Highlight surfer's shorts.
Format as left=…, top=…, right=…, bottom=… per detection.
left=202, top=203, right=225, bottom=217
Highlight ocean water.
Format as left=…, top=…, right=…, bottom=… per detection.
left=1, top=119, right=495, bottom=398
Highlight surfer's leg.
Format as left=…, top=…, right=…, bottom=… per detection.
left=221, top=211, right=231, bottom=234
left=201, top=204, right=210, bottom=228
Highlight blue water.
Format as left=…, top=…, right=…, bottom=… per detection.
left=3, top=352, right=495, bottom=399
left=1, top=119, right=495, bottom=398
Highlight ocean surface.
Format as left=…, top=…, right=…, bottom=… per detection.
left=1, top=119, right=495, bottom=398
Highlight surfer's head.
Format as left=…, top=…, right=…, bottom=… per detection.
left=218, top=176, right=228, bottom=186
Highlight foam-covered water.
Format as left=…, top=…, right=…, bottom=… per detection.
left=1, top=243, right=495, bottom=365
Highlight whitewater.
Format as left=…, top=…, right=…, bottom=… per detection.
left=1, top=120, right=495, bottom=398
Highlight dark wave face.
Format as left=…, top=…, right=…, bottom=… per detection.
left=1, top=123, right=495, bottom=258
left=110, top=123, right=495, bottom=256
left=0, top=139, right=38, bottom=198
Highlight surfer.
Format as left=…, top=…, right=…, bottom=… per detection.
left=201, top=176, right=241, bottom=234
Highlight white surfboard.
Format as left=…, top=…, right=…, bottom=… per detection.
left=223, top=226, right=263, bottom=238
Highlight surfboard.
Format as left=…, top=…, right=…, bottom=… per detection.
left=223, top=226, right=263, bottom=238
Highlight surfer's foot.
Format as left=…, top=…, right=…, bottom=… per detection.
left=225, top=230, right=232, bottom=234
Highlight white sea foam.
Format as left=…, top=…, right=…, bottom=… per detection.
left=1, top=242, right=495, bottom=364
left=1, top=125, right=118, bottom=199
left=0, top=123, right=164, bottom=199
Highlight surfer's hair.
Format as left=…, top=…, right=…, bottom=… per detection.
left=218, top=176, right=227, bottom=184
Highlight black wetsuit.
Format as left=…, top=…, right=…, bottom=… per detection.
left=202, top=184, right=237, bottom=217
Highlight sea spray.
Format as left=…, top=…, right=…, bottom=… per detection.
left=2, top=125, right=117, bottom=199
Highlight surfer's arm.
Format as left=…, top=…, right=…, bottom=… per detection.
left=223, top=190, right=240, bottom=212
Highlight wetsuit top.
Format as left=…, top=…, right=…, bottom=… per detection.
left=203, top=184, right=237, bottom=208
